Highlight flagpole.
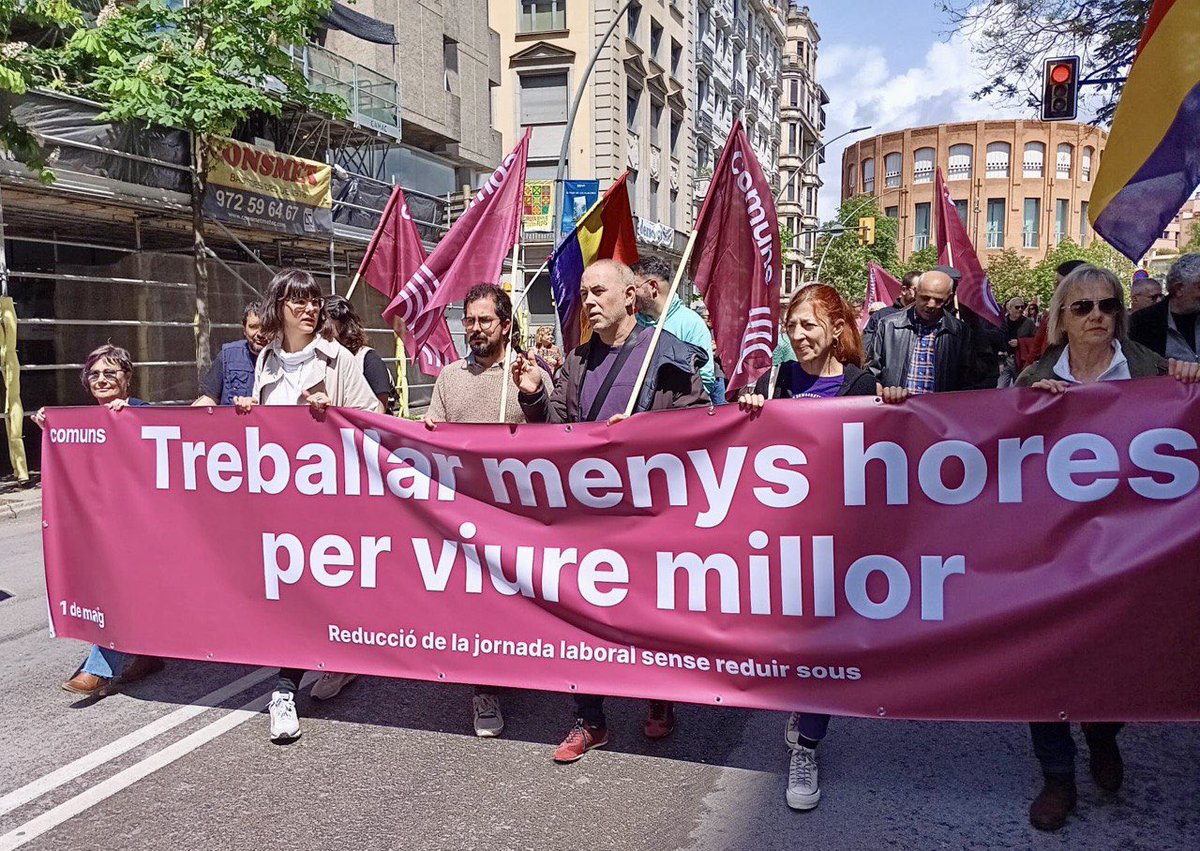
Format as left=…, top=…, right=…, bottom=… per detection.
left=498, top=237, right=522, bottom=423
left=622, top=228, right=700, bottom=419
left=344, top=186, right=402, bottom=301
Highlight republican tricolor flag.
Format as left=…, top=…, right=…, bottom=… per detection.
left=354, top=186, right=457, bottom=376
left=689, top=120, right=781, bottom=390
left=1091, top=0, right=1200, bottom=261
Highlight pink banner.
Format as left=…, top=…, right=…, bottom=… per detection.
left=41, top=380, right=1200, bottom=720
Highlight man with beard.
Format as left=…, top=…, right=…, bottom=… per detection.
left=424, top=283, right=551, bottom=739
left=194, top=301, right=268, bottom=406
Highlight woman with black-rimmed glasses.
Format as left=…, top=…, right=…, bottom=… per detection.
left=1016, top=264, right=1200, bottom=831
left=33, top=344, right=165, bottom=698
left=233, top=269, right=382, bottom=743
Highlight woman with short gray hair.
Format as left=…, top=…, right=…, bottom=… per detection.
left=1015, top=264, right=1200, bottom=831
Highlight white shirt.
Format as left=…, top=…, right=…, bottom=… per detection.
left=262, top=338, right=319, bottom=405
left=1052, top=340, right=1131, bottom=384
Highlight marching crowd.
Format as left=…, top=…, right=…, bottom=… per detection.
left=32, top=252, right=1200, bottom=831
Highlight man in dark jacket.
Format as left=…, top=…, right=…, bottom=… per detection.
left=512, top=258, right=707, bottom=763
left=866, top=269, right=973, bottom=399
left=194, top=301, right=266, bottom=406
left=1129, top=253, right=1200, bottom=363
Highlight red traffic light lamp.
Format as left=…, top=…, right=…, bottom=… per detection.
left=1041, top=56, right=1080, bottom=121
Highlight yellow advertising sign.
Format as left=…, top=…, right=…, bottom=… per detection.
left=203, top=137, right=333, bottom=235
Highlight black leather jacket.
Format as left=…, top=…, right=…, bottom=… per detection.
left=866, top=307, right=973, bottom=392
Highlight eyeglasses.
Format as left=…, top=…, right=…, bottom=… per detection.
left=285, top=296, right=324, bottom=310
left=464, top=316, right=500, bottom=330
left=86, top=369, right=124, bottom=384
left=1066, top=298, right=1121, bottom=317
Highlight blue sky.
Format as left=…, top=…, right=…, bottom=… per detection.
left=805, top=0, right=1029, bottom=219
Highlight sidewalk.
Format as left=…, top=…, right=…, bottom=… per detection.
left=0, top=476, right=42, bottom=522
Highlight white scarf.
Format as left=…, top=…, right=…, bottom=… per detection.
left=264, top=338, right=319, bottom=405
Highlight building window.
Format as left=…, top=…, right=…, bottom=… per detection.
left=985, top=141, right=1010, bottom=178
left=847, top=162, right=856, bottom=191
left=519, top=0, right=566, bottom=33
left=913, top=147, right=934, bottom=184
left=628, top=2, right=642, bottom=39
left=1080, top=200, right=1090, bottom=245
left=670, top=115, right=681, bottom=155
left=671, top=39, right=682, bottom=76
left=987, top=198, right=1006, bottom=248
left=884, top=152, right=901, bottom=189
left=650, top=18, right=663, bottom=61
left=914, top=202, right=931, bottom=250
left=443, top=37, right=459, bottom=93
left=627, top=83, right=641, bottom=128
left=1056, top=143, right=1073, bottom=180
left=788, top=123, right=798, bottom=155
left=670, top=189, right=678, bottom=229
left=1023, top=197, right=1041, bottom=248
left=520, top=73, right=568, bottom=124
left=650, top=101, right=662, bottom=147
left=649, top=178, right=659, bottom=221
left=885, top=205, right=899, bottom=219
left=1055, top=198, right=1069, bottom=243
left=789, top=78, right=799, bottom=107
left=862, top=158, right=875, bottom=194
left=948, top=144, right=972, bottom=181
left=1023, top=142, right=1045, bottom=178
left=628, top=169, right=638, bottom=214
left=954, top=199, right=968, bottom=225
left=1082, top=146, right=1094, bottom=181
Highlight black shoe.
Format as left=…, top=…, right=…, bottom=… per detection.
left=1088, top=737, right=1124, bottom=792
left=1029, top=774, right=1077, bottom=832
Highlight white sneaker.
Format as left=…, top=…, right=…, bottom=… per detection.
left=784, top=712, right=801, bottom=749
left=268, top=691, right=301, bottom=742
left=786, top=745, right=821, bottom=810
left=310, top=672, right=357, bottom=701
left=472, top=692, right=505, bottom=737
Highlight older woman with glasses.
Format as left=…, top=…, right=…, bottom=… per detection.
left=233, top=269, right=382, bottom=743
left=1015, top=264, right=1200, bottom=831
left=33, top=344, right=165, bottom=698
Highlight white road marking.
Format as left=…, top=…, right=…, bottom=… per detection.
left=0, top=666, right=274, bottom=818
left=0, top=688, right=275, bottom=851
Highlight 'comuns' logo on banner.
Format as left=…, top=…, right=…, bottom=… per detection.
left=48, top=427, right=106, bottom=445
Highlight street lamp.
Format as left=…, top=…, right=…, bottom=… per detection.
left=775, top=124, right=872, bottom=204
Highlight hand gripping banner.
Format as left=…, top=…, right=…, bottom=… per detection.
left=41, top=380, right=1200, bottom=721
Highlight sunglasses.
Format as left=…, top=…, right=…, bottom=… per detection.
left=85, top=368, right=125, bottom=384
left=1066, top=298, right=1120, bottom=317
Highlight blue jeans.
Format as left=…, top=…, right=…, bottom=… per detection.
left=81, top=644, right=133, bottom=679
left=1029, top=721, right=1124, bottom=777
left=795, top=712, right=831, bottom=745
left=711, top=377, right=728, bottom=406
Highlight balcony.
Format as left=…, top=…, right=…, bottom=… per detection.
left=734, top=17, right=748, bottom=47
left=747, top=39, right=761, bottom=66
left=733, top=79, right=746, bottom=104
left=698, top=42, right=715, bottom=70
left=290, top=43, right=401, bottom=139
left=696, top=111, right=714, bottom=137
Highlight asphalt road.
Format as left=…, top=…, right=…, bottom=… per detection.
left=1, top=512, right=1197, bottom=850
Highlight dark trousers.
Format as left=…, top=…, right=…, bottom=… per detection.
left=277, top=667, right=305, bottom=695
left=575, top=694, right=606, bottom=726
left=1029, top=721, right=1124, bottom=776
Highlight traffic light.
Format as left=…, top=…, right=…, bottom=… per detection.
left=1041, top=56, right=1080, bottom=121
left=858, top=216, right=876, bottom=246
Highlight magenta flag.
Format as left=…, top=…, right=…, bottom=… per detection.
left=355, top=186, right=458, bottom=376
left=383, top=130, right=531, bottom=354
left=689, top=120, right=781, bottom=391
left=935, top=167, right=1003, bottom=327
left=860, top=263, right=903, bottom=329
left=41, top=378, right=1200, bottom=720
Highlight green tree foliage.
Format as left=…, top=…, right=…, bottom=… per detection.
left=813, top=195, right=901, bottom=306
left=943, top=0, right=1152, bottom=125
left=896, top=245, right=938, bottom=280
left=1181, top=220, right=1200, bottom=255
left=984, top=249, right=1034, bottom=307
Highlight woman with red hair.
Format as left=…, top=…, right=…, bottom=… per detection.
left=739, top=283, right=875, bottom=811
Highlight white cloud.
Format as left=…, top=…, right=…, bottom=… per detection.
left=815, top=32, right=1027, bottom=220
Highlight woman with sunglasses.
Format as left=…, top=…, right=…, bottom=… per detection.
left=234, top=269, right=382, bottom=743
left=738, top=284, right=875, bottom=811
left=1015, top=264, right=1200, bottom=831
left=32, top=344, right=165, bottom=698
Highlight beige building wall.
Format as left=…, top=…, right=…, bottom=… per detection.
left=324, top=0, right=502, bottom=174
left=840, top=120, right=1107, bottom=264
left=491, top=1, right=696, bottom=253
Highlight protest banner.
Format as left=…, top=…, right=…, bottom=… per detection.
left=202, top=137, right=332, bottom=237
left=41, top=380, right=1200, bottom=720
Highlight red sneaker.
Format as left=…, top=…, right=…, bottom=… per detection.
left=644, top=700, right=676, bottom=739
left=553, top=720, right=609, bottom=763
